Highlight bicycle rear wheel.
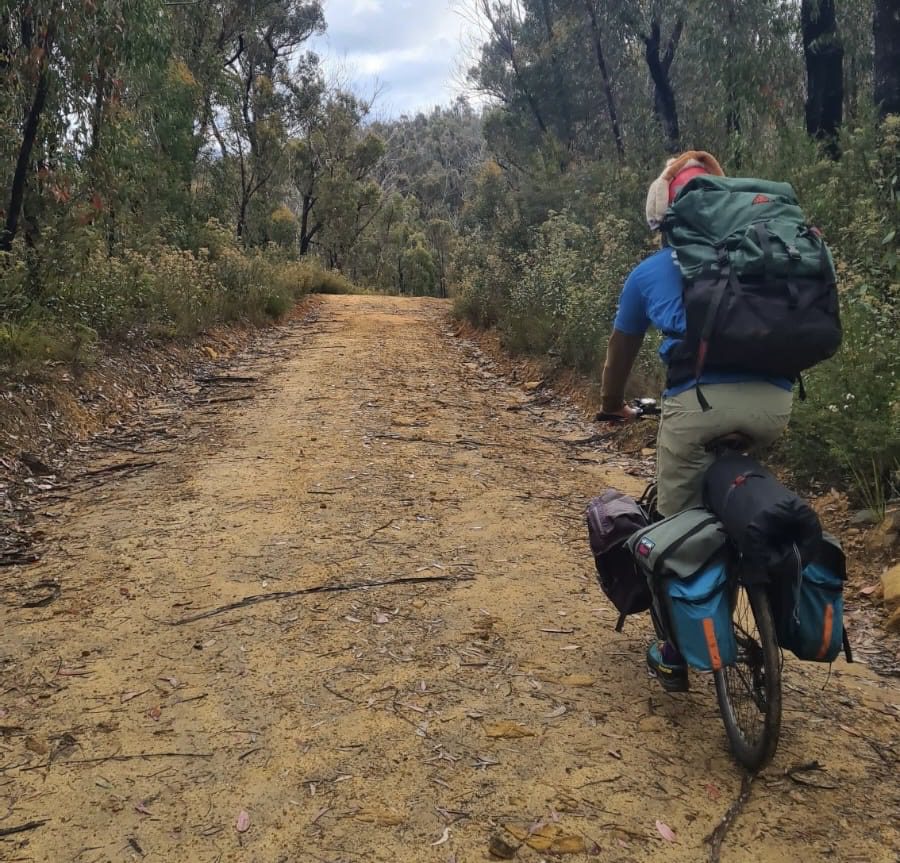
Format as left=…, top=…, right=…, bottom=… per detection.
left=713, top=583, right=782, bottom=770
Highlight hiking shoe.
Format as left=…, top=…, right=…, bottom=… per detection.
left=646, top=641, right=689, bottom=692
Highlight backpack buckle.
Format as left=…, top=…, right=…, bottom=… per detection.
left=787, top=245, right=800, bottom=260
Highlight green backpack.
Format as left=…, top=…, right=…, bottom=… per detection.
left=661, top=175, right=842, bottom=404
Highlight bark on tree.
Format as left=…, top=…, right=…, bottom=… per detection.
left=90, top=60, right=108, bottom=161
left=582, top=0, right=625, bottom=159
left=299, top=191, right=321, bottom=255
left=642, top=19, right=683, bottom=153
left=874, top=0, right=900, bottom=118
left=1, top=20, right=54, bottom=254
left=802, top=0, right=843, bottom=154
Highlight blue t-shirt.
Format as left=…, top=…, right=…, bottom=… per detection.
left=613, top=248, right=792, bottom=397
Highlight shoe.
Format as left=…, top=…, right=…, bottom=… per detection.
left=646, top=641, right=689, bottom=692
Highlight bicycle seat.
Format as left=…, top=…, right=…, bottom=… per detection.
left=704, top=431, right=753, bottom=453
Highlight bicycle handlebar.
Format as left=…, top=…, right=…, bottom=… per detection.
left=595, top=397, right=660, bottom=424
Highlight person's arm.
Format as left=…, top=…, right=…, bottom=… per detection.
left=600, top=267, right=649, bottom=417
left=601, top=329, right=645, bottom=415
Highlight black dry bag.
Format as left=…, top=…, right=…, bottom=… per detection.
left=703, top=454, right=822, bottom=572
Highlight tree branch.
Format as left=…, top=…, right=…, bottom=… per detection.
left=223, top=34, right=244, bottom=68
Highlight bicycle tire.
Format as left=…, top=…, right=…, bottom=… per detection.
left=713, top=583, right=782, bottom=770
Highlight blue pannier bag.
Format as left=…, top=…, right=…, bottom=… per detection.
left=628, top=508, right=736, bottom=672
left=663, top=559, right=736, bottom=672
left=769, top=532, right=850, bottom=663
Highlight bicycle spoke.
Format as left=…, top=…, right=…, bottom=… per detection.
left=714, top=583, right=782, bottom=769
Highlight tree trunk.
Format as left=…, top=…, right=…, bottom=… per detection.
left=846, top=54, right=858, bottom=119
left=236, top=194, right=248, bottom=240
left=299, top=192, right=321, bottom=256
left=874, top=0, right=900, bottom=118
left=1, top=24, right=54, bottom=254
left=90, top=59, right=108, bottom=161
left=235, top=142, right=249, bottom=241
left=725, top=1, right=743, bottom=167
left=802, top=0, right=843, bottom=155
left=582, top=0, right=625, bottom=159
left=642, top=19, right=682, bottom=153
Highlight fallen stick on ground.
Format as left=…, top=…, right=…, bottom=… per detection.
left=199, top=395, right=255, bottom=405
left=541, top=433, right=612, bottom=446
left=76, top=461, right=157, bottom=479
left=168, top=574, right=477, bottom=625
left=17, top=752, right=214, bottom=773
left=0, top=819, right=49, bottom=837
left=705, top=772, right=755, bottom=863
left=196, top=375, right=258, bottom=384
left=0, top=553, right=39, bottom=568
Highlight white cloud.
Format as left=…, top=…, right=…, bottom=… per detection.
left=352, top=46, right=428, bottom=76
left=351, top=0, right=382, bottom=14
left=310, top=0, right=478, bottom=115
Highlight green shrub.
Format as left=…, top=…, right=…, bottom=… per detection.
left=0, top=224, right=349, bottom=371
left=782, top=297, right=899, bottom=493
left=188, top=218, right=241, bottom=260
left=453, top=239, right=517, bottom=327
left=45, top=249, right=150, bottom=339
left=269, top=206, right=300, bottom=249
left=492, top=208, right=640, bottom=373
left=0, top=320, right=96, bottom=370
left=309, top=267, right=356, bottom=294
left=262, top=290, right=293, bottom=319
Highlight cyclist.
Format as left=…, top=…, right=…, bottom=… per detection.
left=599, top=150, right=794, bottom=691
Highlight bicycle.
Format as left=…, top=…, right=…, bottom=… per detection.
left=596, top=398, right=782, bottom=770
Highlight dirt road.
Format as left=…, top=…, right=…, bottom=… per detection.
left=2, top=295, right=898, bottom=863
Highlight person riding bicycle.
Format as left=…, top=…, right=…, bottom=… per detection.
left=599, top=150, right=794, bottom=691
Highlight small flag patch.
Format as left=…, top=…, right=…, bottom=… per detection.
left=637, top=538, right=655, bottom=557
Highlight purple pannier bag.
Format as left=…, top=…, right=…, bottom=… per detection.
left=585, top=490, right=651, bottom=630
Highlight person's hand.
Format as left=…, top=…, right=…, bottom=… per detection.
left=595, top=404, right=640, bottom=424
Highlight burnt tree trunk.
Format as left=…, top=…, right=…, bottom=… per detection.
left=642, top=19, right=683, bottom=153
left=1, top=19, right=54, bottom=254
left=874, top=0, right=900, bottom=118
left=298, top=192, right=320, bottom=256
left=802, top=0, right=843, bottom=155
left=583, top=0, right=625, bottom=159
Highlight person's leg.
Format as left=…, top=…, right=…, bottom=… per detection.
left=650, top=388, right=716, bottom=689
left=656, top=389, right=718, bottom=517
left=656, top=382, right=793, bottom=517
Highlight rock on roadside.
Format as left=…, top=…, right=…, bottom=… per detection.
left=866, top=507, right=899, bottom=553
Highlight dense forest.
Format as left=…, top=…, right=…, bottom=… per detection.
left=0, top=0, right=898, bottom=495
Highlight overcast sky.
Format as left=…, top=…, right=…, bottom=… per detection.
left=310, top=0, right=481, bottom=117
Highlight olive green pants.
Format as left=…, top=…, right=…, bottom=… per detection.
left=656, top=382, right=793, bottom=517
